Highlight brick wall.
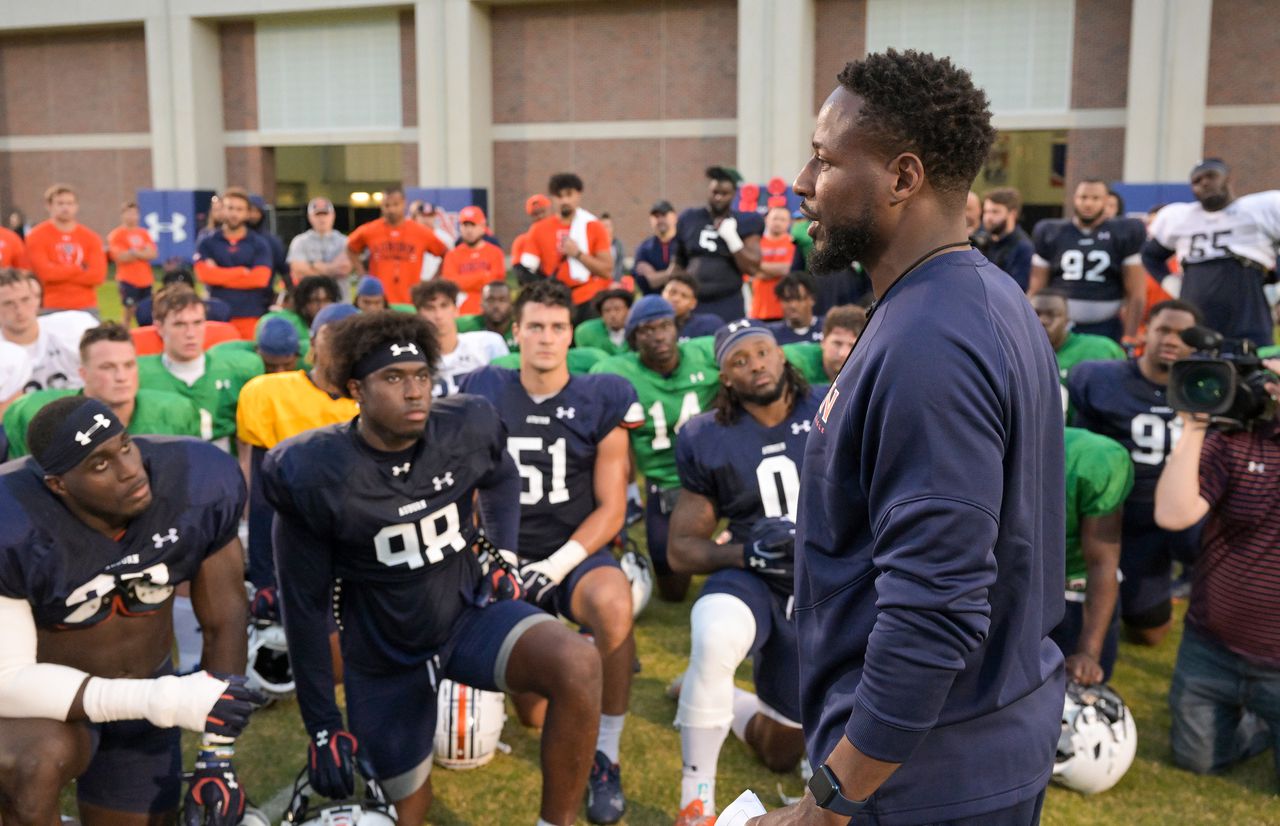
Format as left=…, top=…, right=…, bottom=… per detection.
left=225, top=147, right=276, bottom=201
left=812, top=0, right=865, bottom=113
left=1203, top=126, right=1280, bottom=193
left=400, top=10, right=417, bottom=127
left=220, top=22, right=257, bottom=132
left=0, top=149, right=152, bottom=236
left=1070, top=0, right=1130, bottom=109
left=1063, top=128, right=1125, bottom=191
left=1207, top=0, right=1280, bottom=105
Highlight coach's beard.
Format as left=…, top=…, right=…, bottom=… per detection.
left=808, top=206, right=878, bottom=276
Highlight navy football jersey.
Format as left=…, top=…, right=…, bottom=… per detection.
left=1067, top=358, right=1180, bottom=509
left=460, top=367, right=638, bottom=560
left=673, top=207, right=765, bottom=301
left=0, top=438, right=244, bottom=630
left=676, top=387, right=824, bottom=543
left=767, top=317, right=823, bottom=345
left=1032, top=218, right=1145, bottom=304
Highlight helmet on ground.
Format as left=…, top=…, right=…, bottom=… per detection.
left=433, top=679, right=507, bottom=770
left=618, top=544, right=653, bottom=619
left=246, top=621, right=295, bottom=700
left=1053, top=681, right=1137, bottom=794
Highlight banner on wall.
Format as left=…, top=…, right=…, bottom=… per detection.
left=136, top=189, right=216, bottom=263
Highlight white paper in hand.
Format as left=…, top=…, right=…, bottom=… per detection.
left=717, top=790, right=767, bottom=825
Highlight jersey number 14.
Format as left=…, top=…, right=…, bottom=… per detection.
left=650, top=392, right=703, bottom=450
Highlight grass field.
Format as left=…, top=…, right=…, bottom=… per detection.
left=89, top=282, right=1279, bottom=824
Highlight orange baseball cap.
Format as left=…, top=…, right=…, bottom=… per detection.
left=459, top=205, right=487, bottom=226
left=525, top=194, right=551, bottom=215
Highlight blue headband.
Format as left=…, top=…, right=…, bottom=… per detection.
left=1191, top=158, right=1229, bottom=177
left=351, top=340, right=430, bottom=380
left=31, top=398, right=125, bottom=476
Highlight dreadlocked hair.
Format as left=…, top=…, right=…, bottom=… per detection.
left=711, top=360, right=809, bottom=426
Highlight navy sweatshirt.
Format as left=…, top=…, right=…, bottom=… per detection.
left=795, top=248, right=1065, bottom=823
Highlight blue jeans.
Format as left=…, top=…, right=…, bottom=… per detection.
left=1169, top=624, right=1280, bottom=784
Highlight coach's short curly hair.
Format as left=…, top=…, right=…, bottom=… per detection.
left=325, top=310, right=441, bottom=398
left=837, top=49, right=995, bottom=200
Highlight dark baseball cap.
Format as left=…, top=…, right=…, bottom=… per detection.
left=649, top=200, right=675, bottom=215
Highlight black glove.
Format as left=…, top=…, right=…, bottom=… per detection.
left=183, top=755, right=247, bottom=826
left=249, top=585, right=280, bottom=623
left=205, top=674, right=267, bottom=740
left=517, top=563, right=558, bottom=612
left=308, top=728, right=358, bottom=800
left=743, top=517, right=796, bottom=597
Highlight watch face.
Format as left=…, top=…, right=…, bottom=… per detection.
left=808, top=765, right=836, bottom=805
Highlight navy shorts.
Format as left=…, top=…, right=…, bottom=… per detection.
left=539, top=547, right=620, bottom=624
left=700, top=568, right=801, bottom=724
left=1120, top=519, right=1198, bottom=626
left=344, top=598, right=553, bottom=800
left=1049, top=597, right=1121, bottom=682
left=645, top=482, right=679, bottom=576
left=118, top=282, right=152, bottom=308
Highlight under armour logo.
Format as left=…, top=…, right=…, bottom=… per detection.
left=315, top=730, right=329, bottom=747
left=748, top=556, right=766, bottom=569
left=556, top=406, right=576, bottom=419
left=690, top=372, right=705, bottom=383
left=391, top=463, right=411, bottom=476
left=1249, top=461, right=1266, bottom=473
left=215, top=379, right=231, bottom=391
left=433, top=473, right=454, bottom=491
left=390, top=343, right=419, bottom=357
left=728, top=319, right=752, bottom=332
left=152, top=528, right=179, bottom=548
left=75, top=413, right=112, bottom=446
left=143, top=211, right=187, bottom=244
left=791, top=420, right=811, bottom=434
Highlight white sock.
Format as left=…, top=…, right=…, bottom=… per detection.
left=730, top=687, right=758, bottom=742
left=680, top=724, right=730, bottom=812
left=173, top=595, right=203, bottom=672
left=626, top=482, right=640, bottom=502
left=596, top=713, right=625, bottom=764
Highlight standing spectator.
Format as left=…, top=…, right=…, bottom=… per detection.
left=519, top=173, right=614, bottom=322
left=511, top=193, right=550, bottom=276
left=0, top=218, right=28, bottom=270
left=194, top=187, right=274, bottom=339
left=981, top=188, right=1034, bottom=291
left=196, top=194, right=223, bottom=245
left=1029, top=179, right=1147, bottom=343
left=409, top=200, right=456, bottom=281
left=673, top=167, right=763, bottom=324
left=410, top=279, right=508, bottom=397
left=457, top=280, right=516, bottom=349
left=1104, top=188, right=1125, bottom=220
left=6, top=209, right=28, bottom=239
left=107, top=201, right=158, bottom=327
left=574, top=288, right=634, bottom=356
left=1154, top=372, right=1280, bottom=779
left=247, top=194, right=289, bottom=290
left=346, top=185, right=447, bottom=306
left=662, top=274, right=723, bottom=341
left=1068, top=300, right=1201, bottom=646
left=751, top=205, right=800, bottom=321
left=440, top=206, right=506, bottom=314
left=600, top=212, right=627, bottom=281
left=1143, top=158, right=1280, bottom=348
left=766, top=272, right=823, bottom=345
left=965, top=190, right=983, bottom=237
left=24, top=184, right=107, bottom=315
left=632, top=201, right=678, bottom=294
left=0, top=270, right=96, bottom=392
left=287, top=197, right=352, bottom=295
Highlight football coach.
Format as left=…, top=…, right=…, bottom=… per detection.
left=750, top=50, right=1065, bottom=825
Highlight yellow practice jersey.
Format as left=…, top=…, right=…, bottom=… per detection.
left=236, top=369, right=359, bottom=449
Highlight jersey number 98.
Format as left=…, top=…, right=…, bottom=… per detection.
left=373, top=503, right=468, bottom=569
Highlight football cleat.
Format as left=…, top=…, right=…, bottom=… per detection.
left=586, top=750, right=626, bottom=824
left=673, top=798, right=715, bottom=826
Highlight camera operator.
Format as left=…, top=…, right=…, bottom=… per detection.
left=1153, top=358, right=1280, bottom=779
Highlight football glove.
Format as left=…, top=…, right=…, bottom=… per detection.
left=204, top=674, right=267, bottom=740
left=308, top=728, right=359, bottom=800
left=743, top=517, right=796, bottom=597
left=249, top=585, right=280, bottom=623
left=183, top=754, right=247, bottom=826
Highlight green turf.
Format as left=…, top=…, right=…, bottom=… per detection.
left=80, top=279, right=1280, bottom=824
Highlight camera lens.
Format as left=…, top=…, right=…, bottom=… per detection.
left=1181, top=364, right=1228, bottom=408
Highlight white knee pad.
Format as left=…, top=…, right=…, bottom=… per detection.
left=675, top=593, right=757, bottom=729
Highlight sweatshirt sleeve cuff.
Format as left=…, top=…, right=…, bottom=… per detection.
left=845, top=694, right=932, bottom=764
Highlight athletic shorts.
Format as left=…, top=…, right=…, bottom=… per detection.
left=77, top=662, right=182, bottom=814
left=700, top=568, right=801, bottom=724
left=1120, top=519, right=1198, bottom=626
left=118, top=282, right=152, bottom=308
left=344, top=598, right=554, bottom=801
left=644, top=482, right=680, bottom=576
left=527, top=546, right=620, bottom=625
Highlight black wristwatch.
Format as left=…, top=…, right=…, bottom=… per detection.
left=808, top=762, right=867, bottom=816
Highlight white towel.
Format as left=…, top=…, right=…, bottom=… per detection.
left=566, top=208, right=597, bottom=283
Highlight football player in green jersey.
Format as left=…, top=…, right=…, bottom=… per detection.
left=591, top=296, right=720, bottom=601
left=781, top=304, right=865, bottom=385
left=4, top=323, right=201, bottom=457
left=574, top=289, right=634, bottom=357
left=1053, top=427, right=1133, bottom=685
left=135, top=286, right=261, bottom=449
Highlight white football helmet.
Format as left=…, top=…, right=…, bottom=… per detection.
left=246, top=621, right=295, bottom=700
left=1053, top=682, right=1137, bottom=794
left=282, top=763, right=396, bottom=826
left=619, top=547, right=653, bottom=619
left=433, top=679, right=507, bottom=770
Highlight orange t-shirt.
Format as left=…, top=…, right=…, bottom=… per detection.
left=107, top=225, right=157, bottom=288
left=347, top=218, right=448, bottom=305
left=751, top=235, right=797, bottom=320
left=0, top=227, right=28, bottom=269
left=510, top=232, right=532, bottom=268
left=524, top=215, right=611, bottom=306
left=440, top=240, right=507, bottom=314
left=24, top=221, right=108, bottom=311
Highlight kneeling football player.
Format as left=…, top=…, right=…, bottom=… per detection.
left=264, top=311, right=602, bottom=826
left=667, top=322, right=821, bottom=825
left=0, top=397, right=262, bottom=826
left=462, top=280, right=638, bottom=824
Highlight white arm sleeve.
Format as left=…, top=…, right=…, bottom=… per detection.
left=0, top=595, right=89, bottom=720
